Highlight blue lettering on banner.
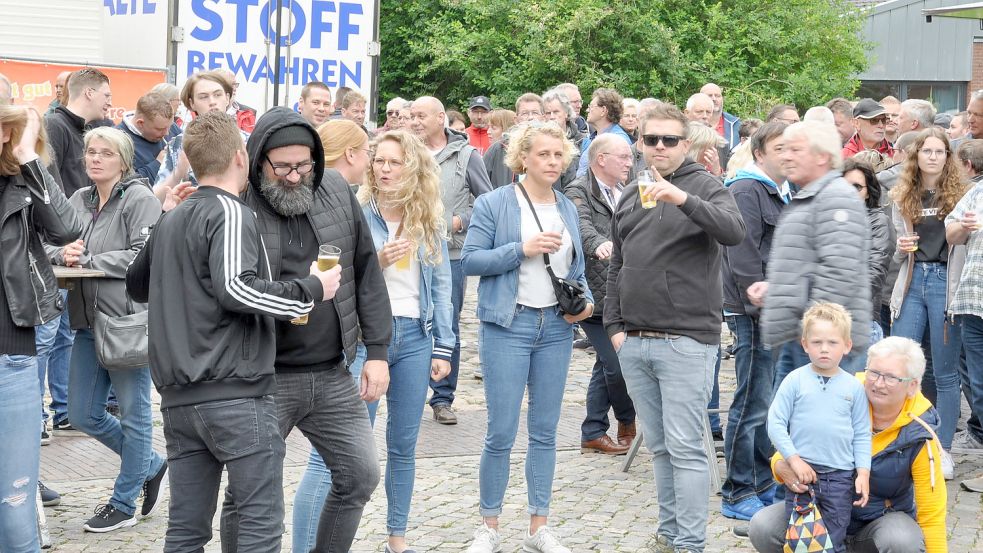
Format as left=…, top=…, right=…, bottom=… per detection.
left=188, top=0, right=362, bottom=50
left=103, top=0, right=157, bottom=15
left=186, top=50, right=362, bottom=88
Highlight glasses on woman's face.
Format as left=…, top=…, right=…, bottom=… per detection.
left=373, top=158, right=404, bottom=169
left=85, top=149, right=118, bottom=159
left=918, top=148, right=948, bottom=158
left=867, top=369, right=914, bottom=388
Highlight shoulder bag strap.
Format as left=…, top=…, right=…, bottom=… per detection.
left=516, top=183, right=560, bottom=281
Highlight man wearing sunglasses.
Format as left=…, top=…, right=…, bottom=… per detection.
left=605, top=103, right=746, bottom=553
left=219, top=107, right=392, bottom=551
left=842, top=98, right=895, bottom=159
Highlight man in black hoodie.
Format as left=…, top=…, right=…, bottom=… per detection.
left=605, top=103, right=745, bottom=553
left=218, top=107, right=391, bottom=553
left=126, top=111, right=341, bottom=553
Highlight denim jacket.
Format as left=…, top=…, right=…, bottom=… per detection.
left=363, top=200, right=455, bottom=361
left=462, top=184, right=593, bottom=328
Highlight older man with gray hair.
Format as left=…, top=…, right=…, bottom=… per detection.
left=748, top=121, right=871, bottom=387
left=896, top=99, right=936, bottom=137
left=409, top=95, right=493, bottom=424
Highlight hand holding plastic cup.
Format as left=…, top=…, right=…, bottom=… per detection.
left=900, top=231, right=920, bottom=253
left=637, top=170, right=658, bottom=209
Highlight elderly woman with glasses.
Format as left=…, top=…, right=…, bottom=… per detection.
left=750, top=336, right=948, bottom=553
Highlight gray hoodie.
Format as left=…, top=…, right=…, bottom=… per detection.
left=435, top=128, right=493, bottom=258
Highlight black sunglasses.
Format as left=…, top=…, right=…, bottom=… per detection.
left=642, top=134, right=684, bottom=148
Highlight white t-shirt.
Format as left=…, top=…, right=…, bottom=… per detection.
left=515, top=188, right=573, bottom=308
left=383, top=220, right=421, bottom=318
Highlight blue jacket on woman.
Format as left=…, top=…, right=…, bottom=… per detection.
left=461, top=184, right=592, bottom=328
left=363, top=199, right=455, bottom=361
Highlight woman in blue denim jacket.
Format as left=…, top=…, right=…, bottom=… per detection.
left=356, top=130, right=454, bottom=553
left=461, top=123, right=594, bottom=553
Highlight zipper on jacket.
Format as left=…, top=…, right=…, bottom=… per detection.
left=24, top=161, right=51, bottom=204
left=27, top=251, right=45, bottom=318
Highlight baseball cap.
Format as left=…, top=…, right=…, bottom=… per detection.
left=853, top=98, right=886, bottom=119
left=468, top=96, right=492, bottom=111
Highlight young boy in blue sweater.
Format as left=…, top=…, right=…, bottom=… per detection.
left=768, top=302, right=871, bottom=552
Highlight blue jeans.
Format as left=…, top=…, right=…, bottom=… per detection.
left=34, top=290, right=73, bottom=424
left=68, top=329, right=164, bottom=516
left=429, top=258, right=465, bottom=407
left=0, top=354, right=41, bottom=553
left=959, top=315, right=983, bottom=444
left=721, top=315, right=775, bottom=504
left=580, top=319, right=635, bottom=441
left=618, top=334, right=717, bottom=552
left=292, top=344, right=378, bottom=553
left=891, top=262, right=961, bottom=449
left=382, top=317, right=433, bottom=536
left=479, top=305, right=572, bottom=517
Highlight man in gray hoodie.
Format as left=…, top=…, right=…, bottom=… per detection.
left=410, top=96, right=493, bottom=424
left=606, top=103, right=746, bottom=553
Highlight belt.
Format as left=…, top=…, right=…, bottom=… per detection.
left=626, top=330, right=682, bottom=339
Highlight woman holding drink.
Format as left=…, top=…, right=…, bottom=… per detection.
left=356, top=129, right=454, bottom=553
left=888, top=127, right=969, bottom=478
left=462, top=122, right=593, bottom=553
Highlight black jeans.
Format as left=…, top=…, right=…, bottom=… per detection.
left=221, top=368, right=379, bottom=553
left=162, top=395, right=285, bottom=553
left=579, top=318, right=635, bottom=441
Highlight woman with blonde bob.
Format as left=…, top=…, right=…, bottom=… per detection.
left=357, top=129, right=454, bottom=553
left=462, top=123, right=593, bottom=553
left=0, top=104, right=80, bottom=553
left=889, top=127, right=970, bottom=478
left=318, top=118, right=371, bottom=188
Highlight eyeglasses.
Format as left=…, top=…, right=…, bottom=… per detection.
left=865, top=116, right=889, bottom=125
left=918, top=148, right=948, bottom=158
left=641, top=134, right=684, bottom=148
left=85, top=149, right=118, bottom=159
left=602, top=152, right=634, bottom=162
left=867, top=369, right=914, bottom=387
left=373, top=158, right=404, bottom=169
left=266, top=157, right=314, bottom=177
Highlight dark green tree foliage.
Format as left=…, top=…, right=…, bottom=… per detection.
left=378, top=0, right=869, bottom=119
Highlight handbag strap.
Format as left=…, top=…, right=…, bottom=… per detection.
left=516, top=183, right=561, bottom=282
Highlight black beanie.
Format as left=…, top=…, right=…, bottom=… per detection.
left=264, top=124, right=315, bottom=154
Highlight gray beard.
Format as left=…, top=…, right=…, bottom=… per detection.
left=260, top=174, right=315, bottom=216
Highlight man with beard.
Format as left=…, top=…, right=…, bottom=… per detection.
left=219, top=107, right=392, bottom=553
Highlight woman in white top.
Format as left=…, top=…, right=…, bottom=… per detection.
left=462, top=123, right=594, bottom=553
left=356, top=130, right=454, bottom=553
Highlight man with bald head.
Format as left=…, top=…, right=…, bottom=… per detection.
left=410, top=96, right=492, bottom=425
left=46, top=71, right=71, bottom=114
left=701, top=83, right=741, bottom=150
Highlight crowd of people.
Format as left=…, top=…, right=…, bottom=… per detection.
left=0, top=64, right=981, bottom=553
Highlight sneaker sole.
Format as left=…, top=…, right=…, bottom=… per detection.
left=140, top=471, right=168, bottom=519
left=435, top=418, right=458, bottom=425
left=950, top=446, right=983, bottom=454
left=83, top=516, right=138, bottom=533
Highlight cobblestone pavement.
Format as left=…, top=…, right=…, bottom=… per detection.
left=39, top=283, right=983, bottom=551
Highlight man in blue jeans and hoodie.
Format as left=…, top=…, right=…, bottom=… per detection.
left=606, top=103, right=746, bottom=553
left=719, top=121, right=790, bottom=521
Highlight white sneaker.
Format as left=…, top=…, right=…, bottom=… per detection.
left=466, top=524, right=501, bottom=553
left=522, top=526, right=571, bottom=553
left=941, top=449, right=955, bottom=480
left=952, top=430, right=983, bottom=454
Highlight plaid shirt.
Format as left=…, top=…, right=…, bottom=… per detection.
left=946, top=179, right=983, bottom=317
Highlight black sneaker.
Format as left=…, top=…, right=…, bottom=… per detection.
left=41, top=429, right=51, bottom=446
left=38, top=481, right=60, bottom=507
left=141, top=461, right=168, bottom=518
left=52, top=419, right=76, bottom=432
left=83, top=504, right=137, bottom=533
left=572, top=338, right=592, bottom=350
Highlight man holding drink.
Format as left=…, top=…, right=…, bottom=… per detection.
left=605, top=103, right=746, bottom=553
left=218, top=107, right=392, bottom=552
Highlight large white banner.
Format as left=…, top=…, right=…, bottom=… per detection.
left=176, top=0, right=377, bottom=115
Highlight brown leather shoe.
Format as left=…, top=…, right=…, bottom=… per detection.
left=581, top=435, right=630, bottom=455
left=617, top=421, right=637, bottom=447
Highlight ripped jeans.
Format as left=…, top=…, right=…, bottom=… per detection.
left=0, top=354, right=41, bottom=553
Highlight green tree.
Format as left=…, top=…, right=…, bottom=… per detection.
left=378, top=0, right=869, bottom=119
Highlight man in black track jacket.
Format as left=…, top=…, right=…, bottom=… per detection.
left=126, top=111, right=341, bottom=553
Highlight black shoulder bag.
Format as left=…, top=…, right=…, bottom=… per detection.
left=517, top=184, right=588, bottom=316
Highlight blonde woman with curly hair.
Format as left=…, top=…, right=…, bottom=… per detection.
left=889, top=127, right=970, bottom=477
left=462, top=122, right=593, bottom=553
left=357, top=129, right=454, bottom=553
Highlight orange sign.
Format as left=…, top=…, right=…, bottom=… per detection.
left=0, top=59, right=167, bottom=123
